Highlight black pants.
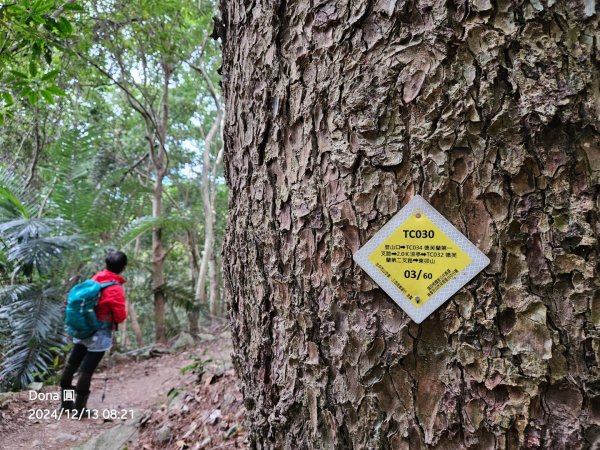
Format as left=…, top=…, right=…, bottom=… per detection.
left=60, top=343, right=105, bottom=393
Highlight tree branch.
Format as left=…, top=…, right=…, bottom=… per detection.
left=187, top=61, right=221, bottom=111
left=37, top=175, right=58, bottom=218
left=114, top=152, right=150, bottom=185
left=6, top=0, right=77, bottom=54
left=76, top=50, right=156, bottom=125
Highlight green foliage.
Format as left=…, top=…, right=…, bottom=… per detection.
left=42, top=127, right=125, bottom=236
left=116, top=216, right=159, bottom=246
left=0, top=1, right=83, bottom=123
left=117, top=214, right=195, bottom=247
left=39, top=342, right=72, bottom=385
left=0, top=169, right=78, bottom=390
left=0, top=284, right=65, bottom=389
left=0, top=168, right=36, bottom=218
left=180, top=354, right=212, bottom=382
left=166, top=386, right=181, bottom=400
left=164, top=276, right=195, bottom=311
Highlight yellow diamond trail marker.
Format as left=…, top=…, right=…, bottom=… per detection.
left=353, top=195, right=490, bottom=324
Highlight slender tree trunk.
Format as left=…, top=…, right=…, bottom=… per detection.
left=217, top=256, right=225, bottom=316
left=129, top=236, right=145, bottom=347
left=194, top=215, right=211, bottom=317
left=188, top=300, right=200, bottom=336
left=149, top=137, right=167, bottom=344
left=187, top=229, right=201, bottom=337
left=25, top=107, right=43, bottom=188
left=194, top=111, right=222, bottom=318
left=209, top=252, right=219, bottom=315
left=127, top=298, right=144, bottom=348
left=119, top=309, right=128, bottom=348
left=152, top=167, right=167, bottom=344
left=209, top=145, right=224, bottom=317
left=220, top=2, right=600, bottom=449
left=150, top=64, right=172, bottom=345
left=190, top=62, right=225, bottom=321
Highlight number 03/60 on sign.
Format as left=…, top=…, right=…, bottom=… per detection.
left=404, top=270, right=432, bottom=280
left=353, top=195, right=490, bottom=324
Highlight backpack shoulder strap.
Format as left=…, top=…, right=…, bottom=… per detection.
left=99, top=281, right=121, bottom=289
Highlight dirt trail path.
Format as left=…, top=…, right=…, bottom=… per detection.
left=0, top=350, right=187, bottom=449
left=0, top=333, right=245, bottom=450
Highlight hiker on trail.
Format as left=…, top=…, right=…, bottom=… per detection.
left=60, top=251, right=128, bottom=415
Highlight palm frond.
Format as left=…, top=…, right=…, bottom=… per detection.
left=0, top=217, right=50, bottom=239
left=48, top=174, right=116, bottom=236
left=0, top=186, right=31, bottom=219
left=116, top=216, right=159, bottom=246
left=162, top=214, right=196, bottom=233
left=0, top=168, right=76, bottom=389
left=0, top=170, right=36, bottom=219
left=8, top=236, right=79, bottom=277
left=40, top=128, right=118, bottom=236
left=116, top=214, right=196, bottom=247
left=0, top=283, right=38, bottom=305
left=0, top=285, right=66, bottom=389
left=163, top=280, right=194, bottom=310
left=0, top=189, right=79, bottom=280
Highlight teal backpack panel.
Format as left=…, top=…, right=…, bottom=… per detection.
left=65, top=280, right=119, bottom=339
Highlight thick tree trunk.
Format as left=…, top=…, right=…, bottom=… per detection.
left=221, top=2, right=599, bottom=449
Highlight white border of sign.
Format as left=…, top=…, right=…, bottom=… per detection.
left=353, top=195, right=490, bottom=324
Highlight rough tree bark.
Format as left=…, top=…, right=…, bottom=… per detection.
left=220, top=1, right=599, bottom=449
